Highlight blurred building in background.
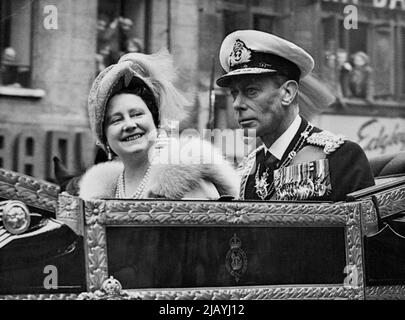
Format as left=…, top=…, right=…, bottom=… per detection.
left=0, top=0, right=404, bottom=181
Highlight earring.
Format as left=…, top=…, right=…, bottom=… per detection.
left=106, top=145, right=113, bottom=161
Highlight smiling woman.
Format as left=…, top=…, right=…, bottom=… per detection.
left=79, top=50, right=240, bottom=200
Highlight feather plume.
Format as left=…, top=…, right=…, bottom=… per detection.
left=298, top=73, right=336, bottom=120
left=118, top=49, right=190, bottom=125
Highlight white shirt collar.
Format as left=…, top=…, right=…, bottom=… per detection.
left=263, top=115, right=302, bottom=160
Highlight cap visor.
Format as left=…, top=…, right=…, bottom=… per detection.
left=216, top=68, right=277, bottom=87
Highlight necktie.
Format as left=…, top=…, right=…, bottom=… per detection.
left=262, top=149, right=279, bottom=170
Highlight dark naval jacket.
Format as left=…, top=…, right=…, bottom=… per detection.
left=240, top=117, right=375, bottom=202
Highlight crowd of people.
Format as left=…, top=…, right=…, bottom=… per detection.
left=323, top=48, right=375, bottom=103
left=96, top=16, right=144, bottom=76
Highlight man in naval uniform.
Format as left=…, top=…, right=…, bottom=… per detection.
left=216, top=30, right=375, bottom=202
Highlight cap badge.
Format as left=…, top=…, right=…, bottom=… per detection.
left=229, top=39, right=252, bottom=68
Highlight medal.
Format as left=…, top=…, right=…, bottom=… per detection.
left=240, top=123, right=314, bottom=200
left=254, top=164, right=271, bottom=200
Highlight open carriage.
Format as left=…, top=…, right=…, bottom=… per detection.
left=0, top=153, right=405, bottom=300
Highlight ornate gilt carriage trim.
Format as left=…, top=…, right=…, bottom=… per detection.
left=0, top=286, right=364, bottom=300
left=83, top=200, right=108, bottom=291
left=126, top=285, right=360, bottom=300
left=80, top=198, right=364, bottom=299
left=225, top=234, right=248, bottom=283
left=56, top=193, right=84, bottom=235
left=360, top=200, right=378, bottom=236
left=374, top=186, right=405, bottom=219
left=366, top=285, right=405, bottom=300
left=73, top=286, right=362, bottom=300
left=344, top=203, right=364, bottom=299
left=101, top=200, right=348, bottom=226
left=0, top=294, right=78, bottom=300
left=0, top=169, right=59, bottom=212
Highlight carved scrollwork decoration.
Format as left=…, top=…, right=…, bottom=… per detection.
left=77, top=276, right=137, bottom=300
left=0, top=168, right=59, bottom=212
left=375, top=187, right=405, bottom=219
left=0, top=294, right=78, bottom=300
left=57, top=193, right=79, bottom=219
left=366, top=285, right=405, bottom=300
left=84, top=200, right=108, bottom=291
left=360, top=200, right=378, bottom=236
left=85, top=200, right=106, bottom=225
left=56, top=193, right=83, bottom=235
left=0, top=286, right=362, bottom=300
left=345, top=203, right=364, bottom=299
left=102, top=200, right=347, bottom=226
left=80, top=198, right=363, bottom=299
left=128, top=286, right=359, bottom=300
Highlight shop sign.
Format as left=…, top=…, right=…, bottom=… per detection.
left=323, top=0, right=405, bottom=10
left=316, top=115, right=405, bottom=158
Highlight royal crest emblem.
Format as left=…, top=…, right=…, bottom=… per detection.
left=1, top=200, right=31, bottom=235
left=229, top=39, right=252, bottom=68
left=225, top=234, right=247, bottom=283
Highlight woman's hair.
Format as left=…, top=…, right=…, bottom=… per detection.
left=118, top=50, right=189, bottom=123
left=106, top=84, right=160, bottom=128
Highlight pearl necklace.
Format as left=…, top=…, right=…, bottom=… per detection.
left=115, top=164, right=152, bottom=199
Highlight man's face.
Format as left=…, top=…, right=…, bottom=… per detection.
left=229, top=75, right=285, bottom=138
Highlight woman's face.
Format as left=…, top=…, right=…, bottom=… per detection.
left=105, top=93, right=157, bottom=159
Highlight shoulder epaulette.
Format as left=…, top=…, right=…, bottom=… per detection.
left=306, top=130, right=346, bottom=155
left=236, top=145, right=264, bottom=178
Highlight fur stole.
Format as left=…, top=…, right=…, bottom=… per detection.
left=79, top=138, right=240, bottom=200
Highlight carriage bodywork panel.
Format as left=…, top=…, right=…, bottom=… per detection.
left=0, top=169, right=404, bottom=299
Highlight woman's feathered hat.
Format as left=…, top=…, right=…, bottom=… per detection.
left=88, top=50, right=189, bottom=150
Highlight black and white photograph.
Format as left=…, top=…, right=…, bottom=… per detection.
left=0, top=0, right=404, bottom=309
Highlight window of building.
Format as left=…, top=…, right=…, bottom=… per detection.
left=253, top=14, right=275, bottom=34
left=97, top=0, right=149, bottom=75
left=373, top=23, right=394, bottom=99
left=320, top=1, right=405, bottom=103
left=223, top=9, right=248, bottom=36
left=0, top=135, right=3, bottom=168
left=24, top=164, right=33, bottom=176
left=221, top=0, right=286, bottom=36
left=0, top=0, right=32, bottom=88
left=217, top=0, right=289, bottom=128
left=58, top=138, right=67, bottom=166
left=25, top=137, right=34, bottom=157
